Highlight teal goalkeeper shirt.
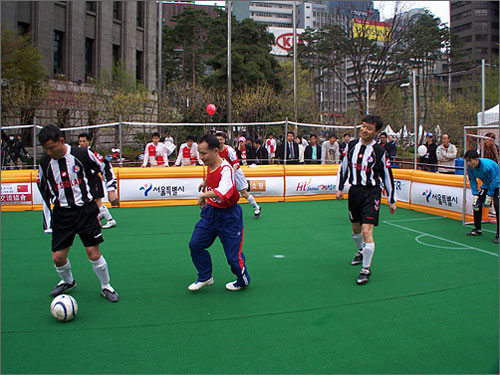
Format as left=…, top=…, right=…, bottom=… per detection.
left=467, top=158, right=499, bottom=196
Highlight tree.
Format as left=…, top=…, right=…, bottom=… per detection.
left=1, top=28, right=47, bottom=125
left=203, top=12, right=283, bottom=92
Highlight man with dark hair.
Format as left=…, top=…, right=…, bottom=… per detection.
left=339, top=133, right=351, bottom=156
left=322, top=134, right=340, bottom=164
left=187, top=134, right=251, bottom=292
left=420, top=132, right=438, bottom=172
left=464, top=149, right=499, bottom=243
left=141, top=132, right=172, bottom=167
left=277, top=131, right=299, bottom=164
left=336, top=115, right=396, bottom=285
left=78, top=132, right=117, bottom=229
left=37, top=124, right=120, bottom=302
left=175, top=135, right=203, bottom=166
left=253, top=139, right=269, bottom=165
left=304, top=134, right=322, bottom=164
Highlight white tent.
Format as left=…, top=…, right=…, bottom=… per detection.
left=477, top=104, right=499, bottom=126
left=383, top=124, right=397, bottom=136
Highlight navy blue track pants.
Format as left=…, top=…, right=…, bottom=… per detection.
left=189, top=204, right=250, bottom=287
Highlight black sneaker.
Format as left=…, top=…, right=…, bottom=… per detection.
left=101, top=288, right=120, bottom=303
left=254, top=206, right=262, bottom=219
left=351, top=251, right=363, bottom=266
left=356, top=268, right=371, bottom=285
left=466, top=229, right=482, bottom=236
left=493, top=236, right=499, bottom=244
left=50, top=280, right=76, bottom=297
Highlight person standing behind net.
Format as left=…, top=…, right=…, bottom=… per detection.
left=265, top=133, right=277, bottom=164
left=336, top=115, right=397, bottom=285
left=464, top=150, right=499, bottom=243
left=436, top=133, right=457, bottom=174
left=141, top=132, right=171, bottom=167
left=321, top=134, right=340, bottom=164
left=37, top=125, right=120, bottom=302
left=209, top=132, right=262, bottom=219
left=304, top=134, right=322, bottom=164
left=175, top=135, right=203, bottom=166
left=187, top=134, right=251, bottom=292
left=78, top=132, right=117, bottom=229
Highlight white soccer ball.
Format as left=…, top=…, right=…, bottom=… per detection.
left=50, top=294, right=78, bottom=322
left=417, top=144, right=428, bottom=157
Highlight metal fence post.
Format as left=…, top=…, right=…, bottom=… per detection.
left=119, top=115, right=123, bottom=168
left=33, top=117, right=37, bottom=170
left=284, top=117, right=288, bottom=165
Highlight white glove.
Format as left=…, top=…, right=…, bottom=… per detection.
left=484, top=195, right=492, bottom=207
left=472, top=195, right=480, bottom=211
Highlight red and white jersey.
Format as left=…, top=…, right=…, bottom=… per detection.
left=175, top=142, right=203, bottom=166
left=206, top=160, right=240, bottom=208
left=142, top=142, right=169, bottom=167
left=218, top=145, right=240, bottom=169
left=265, top=138, right=276, bottom=156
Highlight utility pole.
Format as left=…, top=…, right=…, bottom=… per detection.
left=157, top=1, right=162, bottom=121
left=293, top=1, right=298, bottom=127
left=227, top=1, right=232, bottom=125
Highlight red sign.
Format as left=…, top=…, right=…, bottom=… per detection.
left=276, top=33, right=304, bottom=51
left=17, top=185, right=29, bottom=192
left=1, top=194, right=32, bottom=204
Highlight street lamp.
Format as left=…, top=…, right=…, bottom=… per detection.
left=400, top=70, right=418, bottom=170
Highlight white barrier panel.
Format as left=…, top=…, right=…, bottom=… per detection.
left=411, top=181, right=474, bottom=215
left=393, top=179, right=411, bottom=203
left=1, top=182, right=32, bottom=205
left=286, top=175, right=337, bottom=196
left=247, top=177, right=284, bottom=197
left=120, top=178, right=203, bottom=201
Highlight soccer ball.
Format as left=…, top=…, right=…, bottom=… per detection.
left=50, top=294, right=78, bottom=322
left=417, top=144, right=428, bottom=157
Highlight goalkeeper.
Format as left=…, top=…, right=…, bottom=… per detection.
left=464, top=150, right=499, bottom=244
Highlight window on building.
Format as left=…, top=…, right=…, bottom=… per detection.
left=113, top=1, right=122, bottom=21
left=475, top=47, right=488, bottom=54
left=492, top=22, right=499, bottom=29
left=85, top=38, right=95, bottom=80
left=137, top=1, right=144, bottom=28
left=462, top=35, right=472, bottom=43
left=17, top=22, right=30, bottom=35
left=453, top=23, right=471, bottom=32
left=53, top=30, right=64, bottom=75
left=86, top=1, right=96, bottom=12
left=475, top=22, right=489, bottom=30
left=474, top=9, right=488, bottom=17
left=112, top=44, right=121, bottom=66
left=476, top=34, right=488, bottom=41
left=136, top=50, right=144, bottom=83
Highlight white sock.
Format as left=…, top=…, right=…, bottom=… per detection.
left=352, top=232, right=363, bottom=252
left=246, top=194, right=259, bottom=210
left=90, top=255, right=112, bottom=290
left=100, top=205, right=113, bottom=221
left=362, top=243, right=375, bottom=268
left=55, top=260, right=74, bottom=284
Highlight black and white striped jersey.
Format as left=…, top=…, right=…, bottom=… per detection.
left=337, top=139, right=396, bottom=204
left=37, top=144, right=117, bottom=210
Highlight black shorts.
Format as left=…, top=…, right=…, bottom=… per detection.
left=89, top=173, right=104, bottom=199
left=52, top=202, right=103, bottom=252
left=348, top=185, right=382, bottom=226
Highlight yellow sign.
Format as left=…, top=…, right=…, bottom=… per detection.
left=249, top=180, right=266, bottom=192
left=352, top=18, right=391, bottom=41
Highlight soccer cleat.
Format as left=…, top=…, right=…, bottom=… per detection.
left=356, top=268, right=371, bottom=285
left=466, top=229, right=482, bottom=236
left=254, top=206, right=262, bottom=219
left=188, top=277, right=214, bottom=291
left=493, top=236, right=499, bottom=244
left=225, top=281, right=243, bottom=291
left=351, top=251, right=363, bottom=266
left=102, top=219, right=116, bottom=229
left=50, top=279, right=76, bottom=297
left=101, top=288, right=119, bottom=302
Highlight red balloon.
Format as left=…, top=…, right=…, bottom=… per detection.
left=206, top=104, right=216, bottom=116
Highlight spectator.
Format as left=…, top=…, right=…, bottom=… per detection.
left=236, top=136, right=256, bottom=166
left=436, top=133, right=458, bottom=174
left=301, top=136, right=309, bottom=149
left=265, top=133, right=277, bottom=164
left=386, top=135, right=397, bottom=161
left=483, top=132, right=499, bottom=163
left=13, top=134, right=29, bottom=168
left=164, top=133, right=174, bottom=145
left=296, top=136, right=305, bottom=164
left=253, top=139, right=269, bottom=165
left=321, top=134, right=340, bottom=164
left=419, top=132, right=438, bottom=172
left=464, top=149, right=499, bottom=243
left=339, top=133, right=351, bottom=156
left=175, top=136, right=203, bottom=166
left=304, top=134, right=322, bottom=164
left=277, top=131, right=299, bottom=164
left=111, top=145, right=120, bottom=161
left=141, top=132, right=170, bottom=167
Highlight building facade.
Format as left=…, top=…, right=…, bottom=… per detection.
left=450, top=1, right=499, bottom=91
left=1, top=1, right=157, bottom=91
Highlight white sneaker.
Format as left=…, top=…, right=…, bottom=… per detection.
left=225, top=280, right=243, bottom=291
left=188, top=277, right=214, bottom=291
left=102, top=219, right=116, bottom=229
